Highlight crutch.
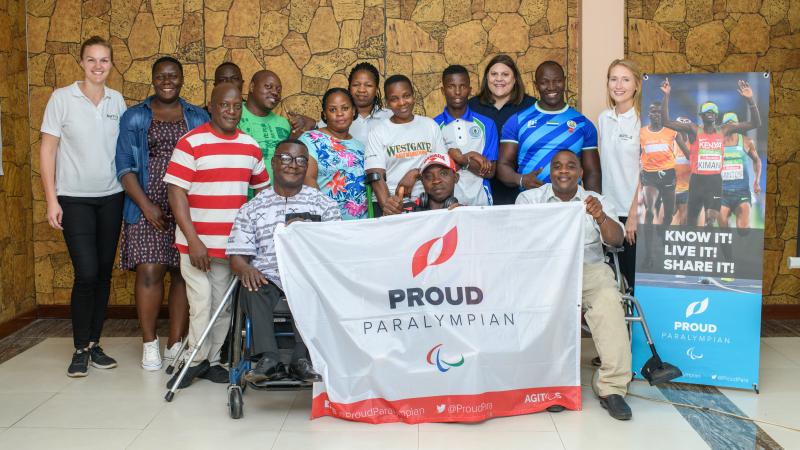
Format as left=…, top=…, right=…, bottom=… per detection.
left=165, top=278, right=239, bottom=402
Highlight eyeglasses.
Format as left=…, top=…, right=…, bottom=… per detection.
left=276, top=154, right=309, bottom=167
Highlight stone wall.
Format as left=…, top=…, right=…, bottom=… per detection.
left=26, top=0, right=578, bottom=307
left=626, top=0, right=800, bottom=305
left=0, top=0, right=35, bottom=324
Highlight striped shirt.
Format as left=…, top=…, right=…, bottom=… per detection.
left=163, top=123, right=270, bottom=258
left=501, top=102, right=598, bottom=186
left=226, top=186, right=341, bottom=289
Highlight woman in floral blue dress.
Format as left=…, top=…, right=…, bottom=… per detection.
left=300, top=88, right=367, bottom=220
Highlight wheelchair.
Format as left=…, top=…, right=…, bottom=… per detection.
left=164, top=279, right=312, bottom=419
left=593, top=247, right=682, bottom=387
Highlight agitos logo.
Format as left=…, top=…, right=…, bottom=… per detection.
left=412, top=226, right=458, bottom=277
left=389, top=227, right=484, bottom=309
left=426, top=344, right=464, bottom=372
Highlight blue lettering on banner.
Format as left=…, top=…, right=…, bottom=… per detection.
left=631, top=286, right=761, bottom=390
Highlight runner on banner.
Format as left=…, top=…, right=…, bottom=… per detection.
left=274, top=205, right=585, bottom=424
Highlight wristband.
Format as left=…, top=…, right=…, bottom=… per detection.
left=365, top=172, right=384, bottom=184
left=519, top=175, right=525, bottom=189
left=596, top=214, right=607, bottom=226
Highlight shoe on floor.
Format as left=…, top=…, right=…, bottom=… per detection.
left=289, top=358, right=322, bottom=382
left=244, top=358, right=286, bottom=383
left=141, top=338, right=162, bottom=371
left=199, top=364, right=229, bottom=383
left=166, top=360, right=210, bottom=390
left=89, top=345, right=117, bottom=369
left=67, top=349, right=90, bottom=377
left=163, top=341, right=182, bottom=367
left=600, top=394, right=632, bottom=420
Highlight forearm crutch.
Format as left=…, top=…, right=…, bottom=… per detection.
left=165, top=278, right=239, bottom=402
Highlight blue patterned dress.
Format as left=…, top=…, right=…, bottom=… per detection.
left=298, top=130, right=367, bottom=220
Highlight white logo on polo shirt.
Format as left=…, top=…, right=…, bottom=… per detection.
left=526, top=119, right=537, bottom=128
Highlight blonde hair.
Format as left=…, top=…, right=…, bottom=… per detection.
left=606, top=59, right=641, bottom=117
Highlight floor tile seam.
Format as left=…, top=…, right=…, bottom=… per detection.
left=124, top=428, right=147, bottom=450
left=7, top=391, right=58, bottom=428
left=548, top=411, right=568, bottom=450
left=760, top=340, right=800, bottom=365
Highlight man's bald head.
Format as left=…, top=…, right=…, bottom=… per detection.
left=248, top=70, right=282, bottom=113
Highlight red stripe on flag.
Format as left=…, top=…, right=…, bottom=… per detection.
left=310, top=386, right=581, bottom=424
left=187, top=195, right=247, bottom=209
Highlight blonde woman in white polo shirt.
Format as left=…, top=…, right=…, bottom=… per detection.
left=597, top=59, right=642, bottom=290
left=39, top=36, right=128, bottom=378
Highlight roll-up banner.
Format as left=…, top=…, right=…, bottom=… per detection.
left=633, top=72, right=769, bottom=391
left=275, top=205, right=584, bottom=423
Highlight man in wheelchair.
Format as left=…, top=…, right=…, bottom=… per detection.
left=226, top=139, right=341, bottom=383
left=516, top=149, right=633, bottom=421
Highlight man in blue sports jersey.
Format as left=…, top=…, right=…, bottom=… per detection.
left=496, top=61, right=601, bottom=199
left=434, top=65, right=498, bottom=206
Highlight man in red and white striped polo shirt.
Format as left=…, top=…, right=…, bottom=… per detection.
left=165, top=83, right=270, bottom=389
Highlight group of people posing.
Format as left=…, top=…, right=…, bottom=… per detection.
left=40, top=35, right=762, bottom=422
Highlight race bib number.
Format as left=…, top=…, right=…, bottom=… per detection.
left=721, top=163, right=744, bottom=181
left=697, top=152, right=722, bottom=173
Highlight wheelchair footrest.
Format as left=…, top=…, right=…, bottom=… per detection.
left=247, top=379, right=313, bottom=391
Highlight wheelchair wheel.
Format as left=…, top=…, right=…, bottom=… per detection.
left=229, top=386, right=244, bottom=419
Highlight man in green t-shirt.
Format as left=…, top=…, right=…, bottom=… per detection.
left=238, top=70, right=292, bottom=182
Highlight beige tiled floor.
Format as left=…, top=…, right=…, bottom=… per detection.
left=0, top=336, right=797, bottom=449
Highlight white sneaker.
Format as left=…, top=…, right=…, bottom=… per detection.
left=141, top=338, right=162, bottom=371
left=162, top=341, right=182, bottom=368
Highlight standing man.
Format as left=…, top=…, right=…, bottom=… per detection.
left=228, top=139, right=341, bottom=383
left=213, top=62, right=244, bottom=91
left=434, top=65, right=497, bottom=206
left=661, top=78, right=761, bottom=228
left=517, top=149, right=632, bottom=421
left=719, top=112, right=762, bottom=229
left=638, top=101, right=679, bottom=225
left=238, top=70, right=292, bottom=182
left=497, top=61, right=601, bottom=199
left=165, top=83, right=270, bottom=389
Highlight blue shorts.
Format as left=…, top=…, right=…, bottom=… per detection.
left=721, top=189, right=751, bottom=209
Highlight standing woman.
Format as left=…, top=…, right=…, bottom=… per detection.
left=40, top=36, right=128, bottom=377
left=115, top=57, right=209, bottom=371
left=468, top=54, right=536, bottom=205
left=299, top=88, right=367, bottom=220
left=598, top=59, right=642, bottom=290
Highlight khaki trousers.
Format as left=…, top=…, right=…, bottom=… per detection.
left=180, top=254, right=233, bottom=366
left=583, top=262, right=632, bottom=397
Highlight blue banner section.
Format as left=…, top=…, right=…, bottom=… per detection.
left=632, top=284, right=761, bottom=390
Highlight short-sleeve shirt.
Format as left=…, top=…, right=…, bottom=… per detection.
left=317, top=107, right=392, bottom=145
left=40, top=81, right=127, bottom=197
left=598, top=107, right=640, bottom=217
left=434, top=106, right=499, bottom=206
left=639, top=126, right=677, bottom=172
left=516, top=184, right=622, bottom=265
left=226, top=186, right=341, bottom=289
left=163, top=123, right=270, bottom=258
left=237, top=103, right=291, bottom=181
left=298, top=130, right=367, bottom=220
left=501, top=102, right=598, bottom=185
left=364, top=115, right=445, bottom=198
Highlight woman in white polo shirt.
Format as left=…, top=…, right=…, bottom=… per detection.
left=597, top=59, right=642, bottom=290
left=39, top=36, right=128, bottom=378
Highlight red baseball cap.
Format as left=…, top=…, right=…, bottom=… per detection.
left=420, top=153, right=457, bottom=173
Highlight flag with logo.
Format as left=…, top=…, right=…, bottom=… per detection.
left=274, top=204, right=585, bottom=424
left=633, top=72, right=770, bottom=390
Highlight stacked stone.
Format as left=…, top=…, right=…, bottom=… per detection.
left=626, top=0, right=800, bottom=304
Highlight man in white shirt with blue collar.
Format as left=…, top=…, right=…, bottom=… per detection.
left=516, top=149, right=633, bottom=421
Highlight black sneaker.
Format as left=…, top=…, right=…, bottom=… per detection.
left=199, top=364, right=229, bottom=383
left=600, top=394, right=632, bottom=421
left=166, top=360, right=210, bottom=390
left=67, top=349, right=90, bottom=377
left=88, top=345, right=117, bottom=369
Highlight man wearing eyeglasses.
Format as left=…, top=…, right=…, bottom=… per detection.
left=227, top=139, right=341, bottom=383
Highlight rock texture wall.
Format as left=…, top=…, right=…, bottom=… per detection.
left=0, top=0, right=35, bottom=323
left=626, top=0, right=800, bottom=305
left=26, top=0, right=579, bottom=307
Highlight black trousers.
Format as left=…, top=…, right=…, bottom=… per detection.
left=59, top=193, right=124, bottom=349
left=239, top=282, right=307, bottom=363
left=618, top=216, right=636, bottom=293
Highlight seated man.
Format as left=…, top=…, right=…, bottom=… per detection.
left=399, top=153, right=461, bottom=212
left=227, top=139, right=341, bottom=383
left=516, top=149, right=633, bottom=421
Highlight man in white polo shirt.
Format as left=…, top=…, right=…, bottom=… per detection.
left=516, top=149, right=632, bottom=421
left=434, top=65, right=498, bottom=206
